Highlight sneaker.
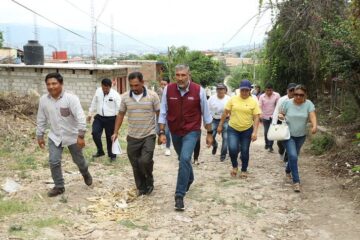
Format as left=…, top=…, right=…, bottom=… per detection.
left=293, top=183, right=301, bottom=192
left=47, top=187, right=65, bottom=197
left=212, top=145, right=217, bottom=155
left=239, top=171, right=248, bottom=179
left=220, top=157, right=226, bottom=162
left=174, top=196, right=185, bottom=211
left=92, top=152, right=105, bottom=158
left=165, top=148, right=171, bottom=156
left=82, top=171, right=93, bottom=186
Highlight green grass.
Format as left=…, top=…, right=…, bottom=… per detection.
left=352, top=165, right=360, bottom=173
left=0, top=200, right=31, bottom=218
left=119, top=219, right=148, bottom=231
left=231, top=202, right=264, bottom=218
left=30, top=217, right=67, bottom=228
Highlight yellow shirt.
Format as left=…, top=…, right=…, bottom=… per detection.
left=225, top=95, right=261, bottom=131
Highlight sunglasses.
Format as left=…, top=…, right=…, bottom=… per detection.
left=294, top=93, right=305, bottom=97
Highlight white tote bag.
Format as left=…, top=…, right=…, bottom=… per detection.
left=111, top=139, right=122, bottom=155
left=267, top=121, right=290, bottom=141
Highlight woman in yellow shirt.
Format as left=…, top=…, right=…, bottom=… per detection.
left=218, top=80, right=261, bottom=178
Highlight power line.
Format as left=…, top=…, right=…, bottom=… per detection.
left=10, top=0, right=104, bottom=47
left=63, top=0, right=160, bottom=51
left=223, top=6, right=270, bottom=48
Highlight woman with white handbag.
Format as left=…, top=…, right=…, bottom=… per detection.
left=278, top=85, right=317, bottom=192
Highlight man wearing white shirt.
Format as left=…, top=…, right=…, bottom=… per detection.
left=87, top=78, right=121, bottom=161
left=272, top=82, right=297, bottom=161
left=208, top=83, right=231, bottom=161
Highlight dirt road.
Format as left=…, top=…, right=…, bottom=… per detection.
left=1, top=128, right=359, bottom=239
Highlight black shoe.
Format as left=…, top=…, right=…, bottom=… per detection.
left=47, top=187, right=65, bottom=197
left=269, top=147, right=274, bottom=153
left=265, top=146, right=269, bottom=150
left=110, top=156, right=116, bottom=162
left=212, top=145, right=217, bottom=155
left=82, top=171, right=93, bottom=186
left=92, top=152, right=105, bottom=158
left=186, top=181, right=193, bottom=192
left=146, top=185, right=154, bottom=195
left=138, top=189, right=147, bottom=196
left=220, top=156, right=226, bottom=162
left=174, top=196, right=185, bottom=211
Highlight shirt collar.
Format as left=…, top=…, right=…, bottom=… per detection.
left=177, top=81, right=190, bottom=92
left=47, top=90, right=65, bottom=99
left=129, top=87, right=147, bottom=98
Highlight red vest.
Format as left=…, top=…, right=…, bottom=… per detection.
left=166, top=82, right=202, bottom=136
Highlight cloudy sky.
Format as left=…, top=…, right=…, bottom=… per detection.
left=0, top=0, right=273, bottom=51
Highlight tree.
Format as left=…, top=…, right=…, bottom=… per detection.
left=0, top=32, right=3, bottom=48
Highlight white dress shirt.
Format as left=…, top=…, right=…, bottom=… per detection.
left=272, top=95, right=290, bottom=124
left=88, top=88, right=121, bottom=117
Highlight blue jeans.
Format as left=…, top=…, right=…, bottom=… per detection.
left=283, top=136, right=306, bottom=183
left=262, top=118, right=274, bottom=148
left=212, top=119, right=228, bottom=159
left=165, top=123, right=171, bottom=148
left=227, top=126, right=253, bottom=172
left=171, top=131, right=201, bottom=197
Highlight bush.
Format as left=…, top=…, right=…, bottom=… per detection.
left=310, top=134, right=335, bottom=155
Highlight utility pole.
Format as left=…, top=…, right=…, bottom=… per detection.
left=90, top=0, right=97, bottom=65
left=33, top=14, right=39, bottom=41
left=110, top=15, right=114, bottom=58
left=167, top=46, right=172, bottom=81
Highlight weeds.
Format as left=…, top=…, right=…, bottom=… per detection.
left=0, top=200, right=31, bottom=218
left=119, top=219, right=148, bottom=231
left=310, top=133, right=335, bottom=155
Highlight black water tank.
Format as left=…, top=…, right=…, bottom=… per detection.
left=23, top=40, right=44, bottom=65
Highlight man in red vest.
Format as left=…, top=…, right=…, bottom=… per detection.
left=158, top=64, right=213, bottom=211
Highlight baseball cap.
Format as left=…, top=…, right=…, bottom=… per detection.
left=287, top=83, right=297, bottom=90
left=239, top=79, right=252, bottom=90
left=216, top=83, right=227, bottom=89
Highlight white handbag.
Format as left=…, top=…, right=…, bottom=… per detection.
left=267, top=120, right=290, bottom=141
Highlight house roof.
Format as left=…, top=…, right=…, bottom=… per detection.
left=0, top=63, right=139, bottom=70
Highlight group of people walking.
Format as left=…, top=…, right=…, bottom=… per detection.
left=36, top=64, right=317, bottom=211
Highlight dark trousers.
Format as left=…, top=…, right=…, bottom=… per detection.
left=262, top=118, right=274, bottom=148
left=92, top=115, right=116, bottom=158
left=127, top=134, right=156, bottom=191
left=193, top=137, right=200, bottom=160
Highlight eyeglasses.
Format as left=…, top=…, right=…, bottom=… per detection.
left=294, top=93, right=305, bottom=97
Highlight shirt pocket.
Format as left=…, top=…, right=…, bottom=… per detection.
left=60, top=107, right=71, bottom=117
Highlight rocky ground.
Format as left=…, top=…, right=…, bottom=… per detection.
left=0, top=119, right=359, bottom=239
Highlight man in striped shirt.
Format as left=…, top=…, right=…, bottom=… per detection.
left=112, top=72, right=160, bottom=196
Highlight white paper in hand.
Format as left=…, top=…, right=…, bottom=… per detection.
left=112, top=139, right=122, bottom=155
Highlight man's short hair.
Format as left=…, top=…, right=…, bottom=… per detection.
left=128, top=71, right=143, bottom=81
left=101, top=78, right=112, bottom=87
left=265, top=83, right=273, bottom=89
left=175, top=64, right=190, bottom=72
left=162, top=77, right=170, bottom=84
left=45, top=72, right=63, bottom=84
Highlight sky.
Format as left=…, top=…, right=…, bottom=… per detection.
left=0, top=0, right=273, bottom=52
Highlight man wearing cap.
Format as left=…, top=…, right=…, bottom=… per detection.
left=218, top=79, right=261, bottom=178
left=158, top=64, right=213, bottom=211
left=208, top=83, right=231, bottom=161
left=87, top=78, right=121, bottom=162
left=272, top=83, right=297, bottom=161
left=259, top=83, right=280, bottom=152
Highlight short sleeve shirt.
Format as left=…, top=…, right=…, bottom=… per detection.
left=120, top=88, right=160, bottom=139
left=225, top=95, right=262, bottom=131
left=282, top=99, right=315, bottom=137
